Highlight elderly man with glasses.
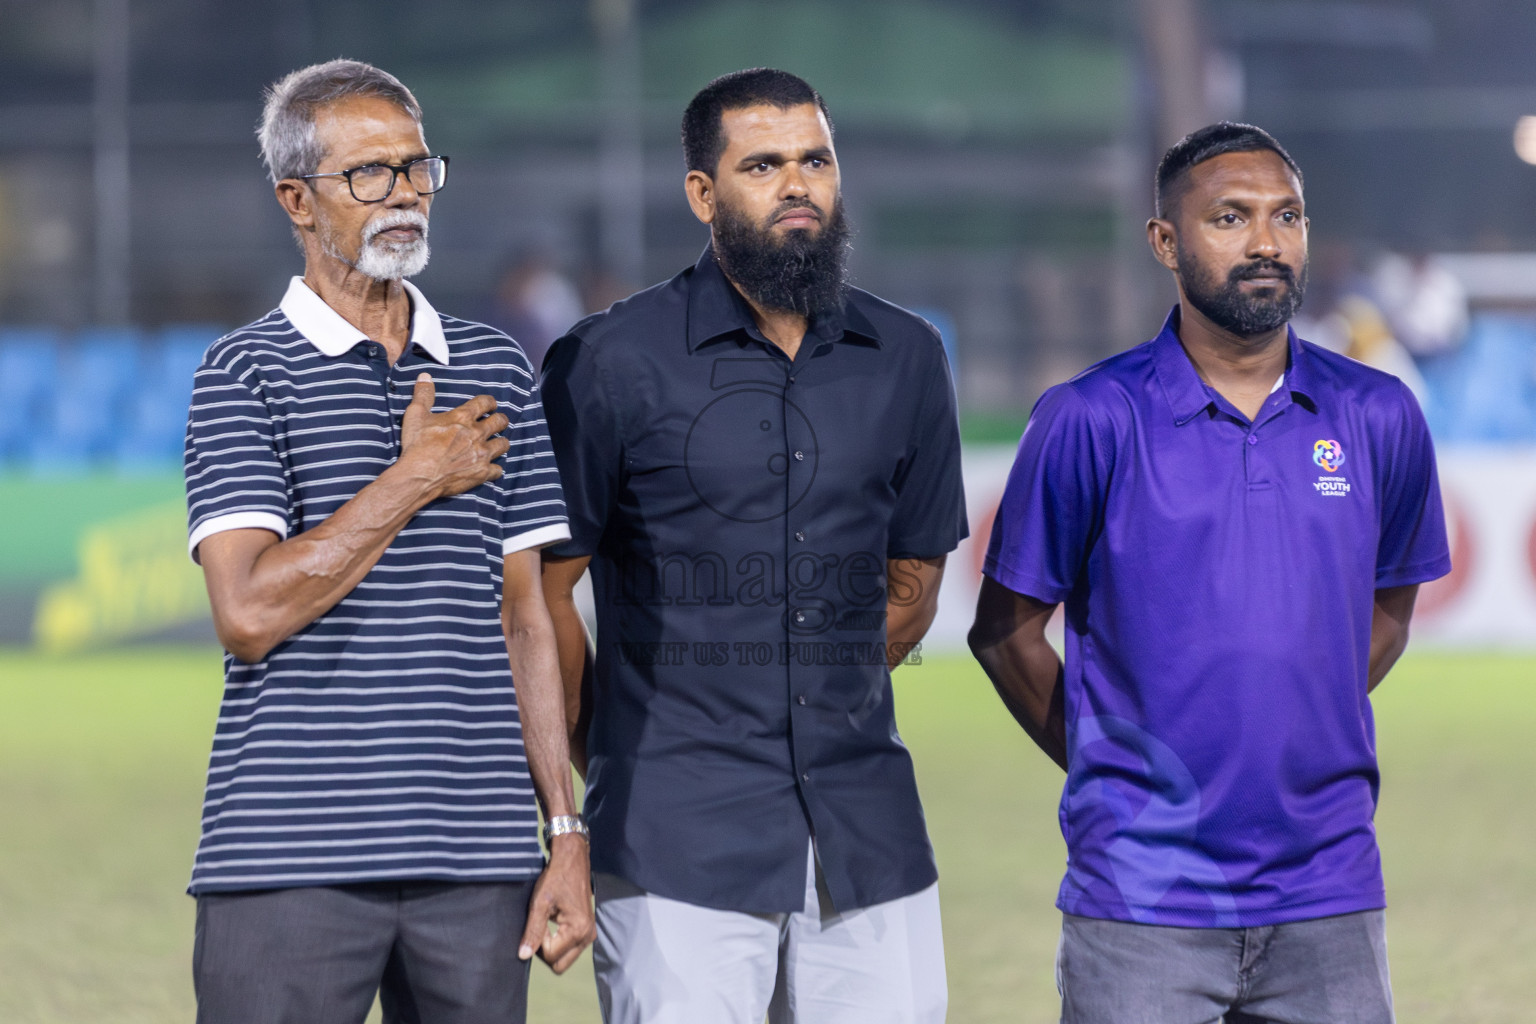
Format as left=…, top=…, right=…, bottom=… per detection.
left=182, top=59, right=593, bottom=1024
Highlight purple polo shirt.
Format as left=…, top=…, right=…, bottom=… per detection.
left=985, top=308, right=1451, bottom=928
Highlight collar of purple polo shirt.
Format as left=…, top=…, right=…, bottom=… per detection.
left=1151, top=306, right=1317, bottom=427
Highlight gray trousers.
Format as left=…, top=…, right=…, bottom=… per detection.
left=1057, top=910, right=1394, bottom=1024
left=193, top=881, right=534, bottom=1024
left=593, top=841, right=947, bottom=1024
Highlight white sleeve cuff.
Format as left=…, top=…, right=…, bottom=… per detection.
left=502, top=522, right=572, bottom=555
left=188, top=511, right=289, bottom=563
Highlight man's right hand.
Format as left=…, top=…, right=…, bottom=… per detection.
left=397, top=373, right=511, bottom=500
left=199, top=377, right=512, bottom=664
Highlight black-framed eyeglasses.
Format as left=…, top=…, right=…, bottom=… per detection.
left=298, top=155, right=450, bottom=202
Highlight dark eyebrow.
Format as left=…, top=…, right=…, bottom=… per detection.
left=736, top=146, right=834, bottom=169
left=1208, top=192, right=1303, bottom=212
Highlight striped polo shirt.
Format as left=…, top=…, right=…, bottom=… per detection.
left=183, top=277, right=569, bottom=894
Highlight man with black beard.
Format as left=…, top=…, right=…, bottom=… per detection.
left=970, top=122, right=1449, bottom=1023
left=539, top=68, right=965, bottom=1023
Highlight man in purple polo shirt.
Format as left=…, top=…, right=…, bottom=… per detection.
left=970, top=122, right=1450, bottom=1023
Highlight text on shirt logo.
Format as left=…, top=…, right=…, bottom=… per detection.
left=1311, top=438, right=1351, bottom=496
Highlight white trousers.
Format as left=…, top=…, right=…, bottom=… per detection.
left=593, top=841, right=947, bottom=1024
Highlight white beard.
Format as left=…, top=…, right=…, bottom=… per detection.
left=326, top=210, right=431, bottom=281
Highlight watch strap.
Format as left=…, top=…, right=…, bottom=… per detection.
left=542, top=813, right=589, bottom=845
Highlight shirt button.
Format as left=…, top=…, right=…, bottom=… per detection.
left=788, top=375, right=796, bottom=384
left=797, top=694, right=807, bottom=705
left=793, top=451, right=805, bottom=461
left=388, top=379, right=397, bottom=392
left=366, top=343, right=379, bottom=358
left=1247, top=435, right=1258, bottom=445
left=801, top=773, right=810, bottom=783
left=794, top=531, right=805, bottom=542
left=793, top=610, right=806, bottom=624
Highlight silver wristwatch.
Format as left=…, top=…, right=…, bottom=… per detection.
left=542, top=813, right=589, bottom=846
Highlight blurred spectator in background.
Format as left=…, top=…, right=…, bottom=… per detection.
left=1370, top=249, right=1470, bottom=368
left=1293, top=242, right=1432, bottom=407
left=480, top=248, right=585, bottom=370
left=1334, top=294, right=1430, bottom=405
left=578, top=265, right=642, bottom=323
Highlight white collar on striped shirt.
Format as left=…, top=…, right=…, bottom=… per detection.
left=280, top=276, right=451, bottom=365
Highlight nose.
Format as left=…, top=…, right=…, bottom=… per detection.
left=385, top=167, right=421, bottom=208
left=1247, top=220, right=1282, bottom=260
left=780, top=161, right=809, bottom=199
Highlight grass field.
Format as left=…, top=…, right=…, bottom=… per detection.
left=1, top=647, right=1533, bottom=1023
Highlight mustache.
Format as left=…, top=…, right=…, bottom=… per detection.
left=363, top=210, right=430, bottom=246
left=769, top=199, right=823, bottom=223
left=1229, top=259, right=1295, bottom=285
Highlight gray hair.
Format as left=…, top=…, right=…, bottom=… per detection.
left=258, top=59, right=423, bottom=184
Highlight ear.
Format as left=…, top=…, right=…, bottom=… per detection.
left=684, top=169, right=716, bottom=225
left=275, top=178, right=316, bottom=232
left=1146, top=217, right=1180, bottom=272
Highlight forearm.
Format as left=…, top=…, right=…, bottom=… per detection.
left=885, top=556, right=945, bottom=670
left=885, top=601, right=935, bottom=669
left=541, top=556, right=595, bottom=777
left=505, top=599, right=579, bottom=820
left=969, top=578, right=1068, bottom=770
left=507, top=555, right=596, bottom=973
left=550, top=608, right=594, bottom=776
left=1367, top=584, right=1419, bottom=692
left=974, top=633, right=1068, bottom=770
left=206, top=464, right=438, bottom=662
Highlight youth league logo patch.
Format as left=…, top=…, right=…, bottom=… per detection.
left=1312, top=439, right=1345, bottom=472
left=1311, top=438, right=1351, bottom=496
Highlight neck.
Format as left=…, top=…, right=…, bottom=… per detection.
left=1174, top=298, right=1289, bottom=421
left=303, top=252, right=414, bottom=363
left=726, top=274, right=808, bottom=361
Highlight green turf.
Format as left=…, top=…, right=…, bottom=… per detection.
left=960, top=412, right=1031, bottom=447
left=1, top=648, right=1532, bottom=1022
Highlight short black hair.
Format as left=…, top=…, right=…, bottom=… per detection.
left=1155, top=121, right=1303, bottom=219
left=681, top=68, right=832, bottom=176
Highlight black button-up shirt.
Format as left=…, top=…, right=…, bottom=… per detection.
left=541, top=247, right=968, bottom=913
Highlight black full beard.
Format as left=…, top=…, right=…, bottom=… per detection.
left=1179, top=250, right=1308, bottom=338
left=712, top=197, right=851, bottom=321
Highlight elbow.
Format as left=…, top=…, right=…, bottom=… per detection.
left=214, top=611, right=280, bottom=665
left=966, top=621, right=993, bottom=664
left=501, top=598, right=554, bottom=651
left=221, top=633, right=274, bottom=666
